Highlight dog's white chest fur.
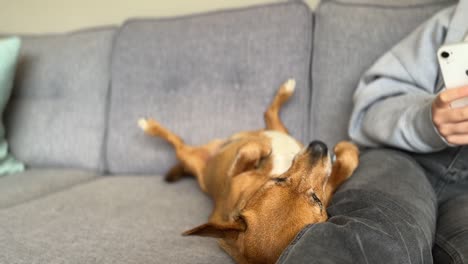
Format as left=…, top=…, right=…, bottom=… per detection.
left=263, top=131, right=301, bottom=176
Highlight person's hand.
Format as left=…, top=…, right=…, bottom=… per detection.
left=432, top=86, right=468, bottom=145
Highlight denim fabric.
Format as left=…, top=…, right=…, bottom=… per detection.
left=278, top=147, right=468, bottom=264
left=432, top=194, right=468, bottom=264
left=412, top=147, right=468, bottom=264
left=278, top=149, right=437, bottom=264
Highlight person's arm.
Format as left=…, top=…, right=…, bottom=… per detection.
left=349, top=6, right=456, bottom=153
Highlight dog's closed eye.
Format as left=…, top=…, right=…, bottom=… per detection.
left=309, top=192, right=323, bottom=212
left=272, top=177, right=287, bottom=184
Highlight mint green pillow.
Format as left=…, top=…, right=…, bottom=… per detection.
left=0, top=37, right=25, bottom=175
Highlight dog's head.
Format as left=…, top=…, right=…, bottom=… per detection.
left=184, top=140, right=358, bottom=264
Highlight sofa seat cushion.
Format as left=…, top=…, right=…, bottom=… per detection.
left=0, top=176, right=232, bottom=263
left=0, top=169, right=97, bottom=209
left=106, top=2, right=313, bottom=175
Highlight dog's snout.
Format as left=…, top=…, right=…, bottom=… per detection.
left=307, top=140, right=328, bottom=155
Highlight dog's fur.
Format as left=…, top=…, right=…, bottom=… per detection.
left=139, top=79, right=359, bottom=264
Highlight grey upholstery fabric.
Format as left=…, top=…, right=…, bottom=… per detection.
left=0, top=176, right=233, bottom=264
left=309, top=0, right=455, bottom=147
left=0, top=169, right=96, bottom=209
left=323, top=0, right=453, bottom=6
left=5, top=27, right=116, bottom=171
left=106, top=2, right=313, bottom=174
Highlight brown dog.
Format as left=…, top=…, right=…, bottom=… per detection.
left=138, top=79, right=359, bottom=264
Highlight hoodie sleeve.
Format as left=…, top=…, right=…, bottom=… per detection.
left=349, top=6, right=456, bottom=153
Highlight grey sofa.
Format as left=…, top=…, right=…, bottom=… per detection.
left=0, top=0, right=455, bottom=263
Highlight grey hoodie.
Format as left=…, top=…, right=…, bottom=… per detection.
left=349, top=0, right=468, bottom=153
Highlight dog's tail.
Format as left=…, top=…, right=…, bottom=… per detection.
left=138, top=118, right=184, bottom=148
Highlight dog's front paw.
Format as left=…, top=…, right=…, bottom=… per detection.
left=333, top=141, right=359, bottom=177
left=334, top=141, right=358, bottom=157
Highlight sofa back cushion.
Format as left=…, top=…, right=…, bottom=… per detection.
left=107, top=2, right=313, bottom=175
left=310, top=0, right=455, bottom=147
left=5, top=27, right=116, bottom=171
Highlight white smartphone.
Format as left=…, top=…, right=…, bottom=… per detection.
left=437, top=42, right=468, bottom=108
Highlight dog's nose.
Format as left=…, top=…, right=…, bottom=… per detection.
left=307, top=140, right=328, bottom=156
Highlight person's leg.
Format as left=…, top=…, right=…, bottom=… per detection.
left=277, top=149, right=437, bottom=264
left=433, top=192, right=468, bottom=264
left=415, top=146, right=468, bottom=264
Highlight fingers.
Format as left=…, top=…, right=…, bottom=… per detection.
left=444, top=134, right=468, bottom=145
left=433, top=106, right=468, bottom=124
left=433, top=86, right=468, bottom=108
left=432, top=87, right=468, bottom=146
left=435, top=120, right=468, bottom=145
left=433, top=107, right=468, bottom=146
left=438, top=121, right=468, bottom=135
left=433, top=87, right=468, bottom=124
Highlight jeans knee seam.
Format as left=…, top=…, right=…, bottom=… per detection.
left=435, top=234, right=464, bottom=264
left=336, top=189, right=433, bottom=226
left=441, top=147, right=464, bottom=181
left=334, top=189, right=435, bottom=247
left=434, top=180, right=448, bottom=198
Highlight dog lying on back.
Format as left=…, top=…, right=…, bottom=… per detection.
left=138, top=79, right=359, bottom=264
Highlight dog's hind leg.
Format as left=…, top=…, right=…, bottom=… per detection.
left=264, top=79, right=295, bottom=134
left=164, top=163, right=188, bottom=182
left=138, top=118, right=223, bottom=191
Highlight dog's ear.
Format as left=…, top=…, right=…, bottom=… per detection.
left=228, top=141, right=271, bottom=177
left=182, top=219, right=246, bottom=238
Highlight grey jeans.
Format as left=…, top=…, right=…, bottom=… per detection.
left=277, top=148, right=468, bottom=264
